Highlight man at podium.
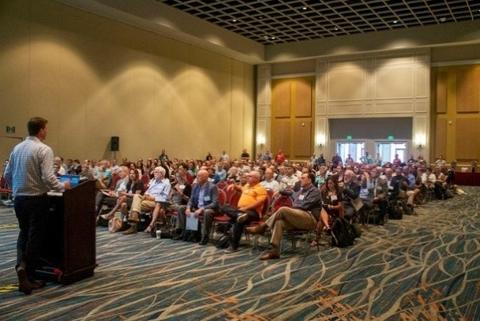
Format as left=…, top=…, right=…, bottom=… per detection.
left=4, top=117, right=71, bottom=295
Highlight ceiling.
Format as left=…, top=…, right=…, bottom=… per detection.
left=161, top=0, right=480, bottom=45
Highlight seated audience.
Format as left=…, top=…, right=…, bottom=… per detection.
left=260, top=168, right=280, bottom=194
left=225, top=171, right=267, bottom=252
left=341, top=170, right=361, bottom=220
left=246, top=173, right=322, bottom=260
left=123, top=166, right=171, bottom=235
left=174, top=169, right=217, bottom=244
left=95, top=165, right=129, bottom=215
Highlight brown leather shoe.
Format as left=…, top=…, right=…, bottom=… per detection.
left=16, top=267, right=33, bottom=295
left=260, top=251, right=280, bottom=260
left=245, top=223, right=267, bottom=235
left=123, top=223, right=138, bottom=235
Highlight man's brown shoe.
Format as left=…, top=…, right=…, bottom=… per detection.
left=260, top=251, right=280, bottom=260
left=245, top=223, right=267, bottom=235
left=16, top=267, right=33, bottom=295
left=123, top=224, right=138, bottom=235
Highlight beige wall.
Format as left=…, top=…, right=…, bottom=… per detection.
left=0, top=0, right=254, bottom=162
left=257, top=51, right=431, bottom=160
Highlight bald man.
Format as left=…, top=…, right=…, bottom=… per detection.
left=226, top=170, right=267, bottom=252
left=174, top=169, right=218, bottom=244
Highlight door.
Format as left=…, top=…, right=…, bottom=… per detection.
left=271, top=77, right=314, bottom=160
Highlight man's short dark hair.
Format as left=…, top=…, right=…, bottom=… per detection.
left=308, top=173, right=316, bottom=185
left=28, top=117, right=48, bottom=136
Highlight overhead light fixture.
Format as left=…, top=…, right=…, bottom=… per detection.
left=271, top=36, right=276, bottom=40
left=264, top=35, right=269, bottom=40
left=334, top=26, right=339, bottom=31
left=302, top=6, right=308, bottom=10
left=232, top=18, right=237, bottom=22
left=439, top=17, right=446, bottom=22
left=393, top=20, right=398, bottom=24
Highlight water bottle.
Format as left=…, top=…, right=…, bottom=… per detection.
left=156, top=229, right=161, bottom=239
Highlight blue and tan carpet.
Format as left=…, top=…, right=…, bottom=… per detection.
left=1, top=188, right=479, bottom=321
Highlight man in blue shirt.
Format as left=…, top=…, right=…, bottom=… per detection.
left=123, top=166, right=170, bottom=234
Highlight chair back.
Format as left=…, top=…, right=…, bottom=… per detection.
left=271, top=195, right=293, bottom=213
left=216, top=180, right=228, bottom=190
left=217, top=188, right=227, bottom=206
left=226, top=188, right=241, bottom=208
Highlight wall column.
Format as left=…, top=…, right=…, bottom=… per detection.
left=256, top=64, right=272, bottom=157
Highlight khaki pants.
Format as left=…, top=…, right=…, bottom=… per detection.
left=129, top=194, right=156, bottom=222
left=266, top=206, right=317, bottom=249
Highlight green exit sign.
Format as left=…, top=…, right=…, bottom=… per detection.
left=346, top=135, right=352, bottom=140
left=387, top=135, right=394, bottom=141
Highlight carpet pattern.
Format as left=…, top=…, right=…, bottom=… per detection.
left=0, top=188, right=479, bottom=321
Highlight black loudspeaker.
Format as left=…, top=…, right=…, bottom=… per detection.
left=110, top=136, right=119, bottom=151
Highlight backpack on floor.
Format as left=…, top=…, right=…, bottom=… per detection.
left=330, top=217, right=356, bottom=248
left=216, top=234, right=231, bottom=249
left=388, top=201, right=403, bottom=220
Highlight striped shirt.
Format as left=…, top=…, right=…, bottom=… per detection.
left=4, top=136, right=65, bottom=196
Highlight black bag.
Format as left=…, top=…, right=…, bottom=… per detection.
left=330, top=217, right=356, bottom=248
left=216, top=234, right=231, bottom=249
left=388, top=201, right=403, bottom=220
left=138, top=213, right=152, bottom=231
left=367, top=210, right=383, bottom=225
left=97, top=216, right=109, bottom=227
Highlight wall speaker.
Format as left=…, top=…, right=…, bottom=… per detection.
left=110, top=136, right=119, bottom=151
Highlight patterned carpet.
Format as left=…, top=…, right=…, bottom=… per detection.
left=0, top=188, right=479, bottom=321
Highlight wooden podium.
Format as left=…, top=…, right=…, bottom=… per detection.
left=41, top=179, right=97, bottom=284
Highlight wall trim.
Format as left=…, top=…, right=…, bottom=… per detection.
left=431, top=59, right=480, bottom=67
left=271, top=72, right=316, bottom=79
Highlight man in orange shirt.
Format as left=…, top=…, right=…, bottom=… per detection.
left=225, top=170, right=267, bottom=252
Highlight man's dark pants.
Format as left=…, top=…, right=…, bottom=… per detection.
left=14, top=194, right=49, bottom=279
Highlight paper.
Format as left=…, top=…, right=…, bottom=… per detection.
left=186, top=216, right=199, bottom=231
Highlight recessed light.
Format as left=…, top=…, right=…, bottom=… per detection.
left=334, top=26, right=339, bottom=31
left=271, top=36, right=276, bottom=40
left=393, top=20, right=398, bottom=24
left=302, top=6, right=308, bottom=10
left=439, top=17, right=446, bottom=22
left=232, top=18, right=237, bottom=22
left=264, top=35, right=269, bottom=40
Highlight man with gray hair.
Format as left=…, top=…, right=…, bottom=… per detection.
left=174, top=169, right=218, bottom=244
left=123, top=166, right=170, bottom=234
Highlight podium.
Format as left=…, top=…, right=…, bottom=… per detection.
left=40, top=180, right=97, bottom=284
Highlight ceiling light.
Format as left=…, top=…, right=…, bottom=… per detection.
left=271, top=36, right=276, bottom=40
left=393, top=20, right=398, bottom=24
left=264, top=35, right=269, bottom=40
left=232, top=18, right=237, bottom=22
left=439, top=17, right=446, bottom=22
left=334, top=26, right=339, bottom=31
left=302, top=6, right=308, bottom=10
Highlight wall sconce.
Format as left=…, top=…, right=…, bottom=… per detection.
left=256, top=134, right=266, bottom=147
left=315, top=133, right=326, bottom=148
left=415, top=133, right=426, bottom=150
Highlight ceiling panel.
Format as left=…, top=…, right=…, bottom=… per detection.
left=161, top=0, right=480, bottom=44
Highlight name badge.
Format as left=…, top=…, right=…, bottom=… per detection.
left=204, top=196, right=211, bottom=202
left=330, top=195, right=337, bottom=201
left=179, top=185, right=185, bottom=190
left=298, top=194, right=305, bottom=200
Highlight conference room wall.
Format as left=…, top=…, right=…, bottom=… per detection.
left=0, top=0, right=254, bottom=162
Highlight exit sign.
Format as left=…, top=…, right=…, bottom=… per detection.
left=346, top=135, right=352, bottom=140
left=387, top=135, right=394, bottom=141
